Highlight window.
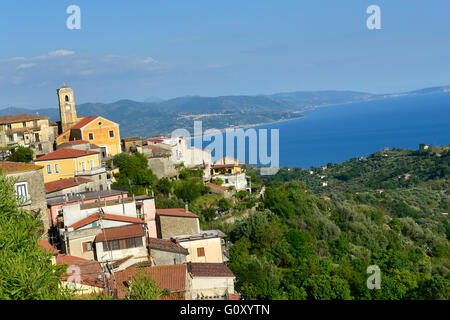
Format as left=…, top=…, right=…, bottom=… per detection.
left=81, top=161, right=86, bottom=171
left=98, top=121, right=102, bottom=126
left=126, top=238, right=136, bottom=249
left=65, top=95, right=69, bottom=102
left=82, top=241, right=93, bottom=252
left=7, top=134, right=14, bottom=142
left=109, top=130, right=114, bottom=138
left=103, top=237, right=143, bottom=251
left=54, top=164, right=59, bottom=173
left=17, top=133, right=24, bottom=141
left=110, top=240, right=119, bottom=250
left=90, top=159, right=94, bottom=169
left=38, top=144, right=42, bottom=151
left=14, top=183, right=28, bottom=201
left=46, top=164, right=52, bottom=174
left=197, top=247, right=205, bottom=257
left=22, top=122, right=26, bottom=128
left=7, top=123, right=11, bottom=130
left=88, top=133, right=94, bottom=140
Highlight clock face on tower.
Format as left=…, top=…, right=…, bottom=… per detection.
left=65, top=104, right=71, bottom=111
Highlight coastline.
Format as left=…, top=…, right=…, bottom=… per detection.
left=188, top=114, right=306, bottom=139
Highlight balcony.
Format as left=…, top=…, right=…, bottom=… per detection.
left=4, top=126, right=41, bottom=134
left=75, top=166, right=107, bottom=176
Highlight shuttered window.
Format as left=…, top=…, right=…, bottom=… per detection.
left=197, top=247, right=205, bottom=257
left=82, top=241, right=93, bottom=252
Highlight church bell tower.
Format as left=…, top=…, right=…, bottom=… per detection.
left=57, top=85, right=78, bottom=133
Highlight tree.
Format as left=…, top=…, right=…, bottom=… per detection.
left=125, top=269, right=162, bottom=300
left=173, top=178, right=209, bottom=202
left=7, top=146, right=33, bottom=163
left=0, top=174, right=71, bottom=299
left=155, top=178, right=172, bottom=196
left=202, top=207, right=217, bottom=221
left=212, top=178, right=224, bottom=186
left=112, top=152, right=157, bottom=195
left=218, top=198, right=231, bottom=212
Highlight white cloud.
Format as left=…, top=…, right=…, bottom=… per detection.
left=0, top=51, right=168, bottom=87
left=16, top=63, right=35, bottom=70
left=48, top=49, right=75, bottom=56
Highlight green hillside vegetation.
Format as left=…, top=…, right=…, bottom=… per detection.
left=112, top=146, right=449, bottom=299
left=222, top=146, right=449, bottom=299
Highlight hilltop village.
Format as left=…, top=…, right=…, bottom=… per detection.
left=0, top=86, right=253, bottom=300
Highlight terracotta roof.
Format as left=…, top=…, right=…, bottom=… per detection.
left=148, top=237, right=189, bottom=255
left=69, top=212, right=144, bottom=230
left=0, top=113, right=49, bottom=124
left=95, top=224, right=145, bottom=242
left=206, top=182, right=228, bottom=191
left=228, top=293, right=241, bottom=300
left=122, top=137, right=142, bottom=142
left=70, top=116, right=98, bottom=130
left=0, top=161, right=43, bottom=174
left=56, top=255, right=104, bottom=288
left=34, top=148, right=99, bottom=161
left=188, top=263, right=235, bottom=278
left=45, top=177, right=92, bottom=193
left=65, top=140, right=90, bottom=145
left=156, top=208, right=199, bottom=218
left=38, top=240, right=59, bottom=255
left=111, top=264, right=187, bottom=299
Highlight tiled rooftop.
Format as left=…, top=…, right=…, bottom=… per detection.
left=34, top=148, right=99, bottom=161
left=111, top=264, right=187, bottom=299
left=68, top=212, right=144, bottom=230
left=148, top=237, right=189, bottom=255
left=188, top=262, right=235, bottom=278
left=0, top=113, right=49, bottom=124
left=0, top=161, right=43, bottom=174
left=156, top=208, right=199, bottom=218
left=94, top=224, right=145, bottom=242
left=45, top=177, right=92, bottom=194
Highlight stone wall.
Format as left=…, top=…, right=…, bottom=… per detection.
left=150, top=249, right=187, bottom=266
left=157, top=215, right=200, bottom=239
left=8, top=168, right=49, bottom=235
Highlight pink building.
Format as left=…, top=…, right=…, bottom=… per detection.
left=136, top=195, right=157, bottom=238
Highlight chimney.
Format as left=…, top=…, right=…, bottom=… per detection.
left=203, top=233, right=207, bottom=239
left=185, top=203, right=189, bottom=213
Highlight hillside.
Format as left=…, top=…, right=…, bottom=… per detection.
left=1, top=86, right=450, bottom=138
left=218, top=146, right=450, bottom=299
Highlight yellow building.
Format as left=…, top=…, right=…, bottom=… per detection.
left=33, top=148, right=101, bottom=183
left=174, top=230, right=226, bottom=263
left=0, top=114, right=57, bottom=156
left=55, top=85, right=121, bottom=157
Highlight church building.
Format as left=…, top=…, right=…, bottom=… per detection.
left=55, top=85, right=121, bottom=157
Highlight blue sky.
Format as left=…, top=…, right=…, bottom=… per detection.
left=1, top=0, right=450, bottom=108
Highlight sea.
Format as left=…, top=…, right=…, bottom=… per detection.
left=193, top=92, right=450, bottom=169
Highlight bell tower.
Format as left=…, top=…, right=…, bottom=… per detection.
left=57, top=85, right=78, bottom=133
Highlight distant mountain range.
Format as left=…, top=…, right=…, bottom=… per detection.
left=1, top=86, right=449, bottom=138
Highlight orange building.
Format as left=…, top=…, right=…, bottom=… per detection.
left=55, top=85, right=121, bottom=157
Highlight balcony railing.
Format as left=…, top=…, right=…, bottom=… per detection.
left=75, top=166, right=106, bottom=176
left=4, top=126, right=41, bottom=134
